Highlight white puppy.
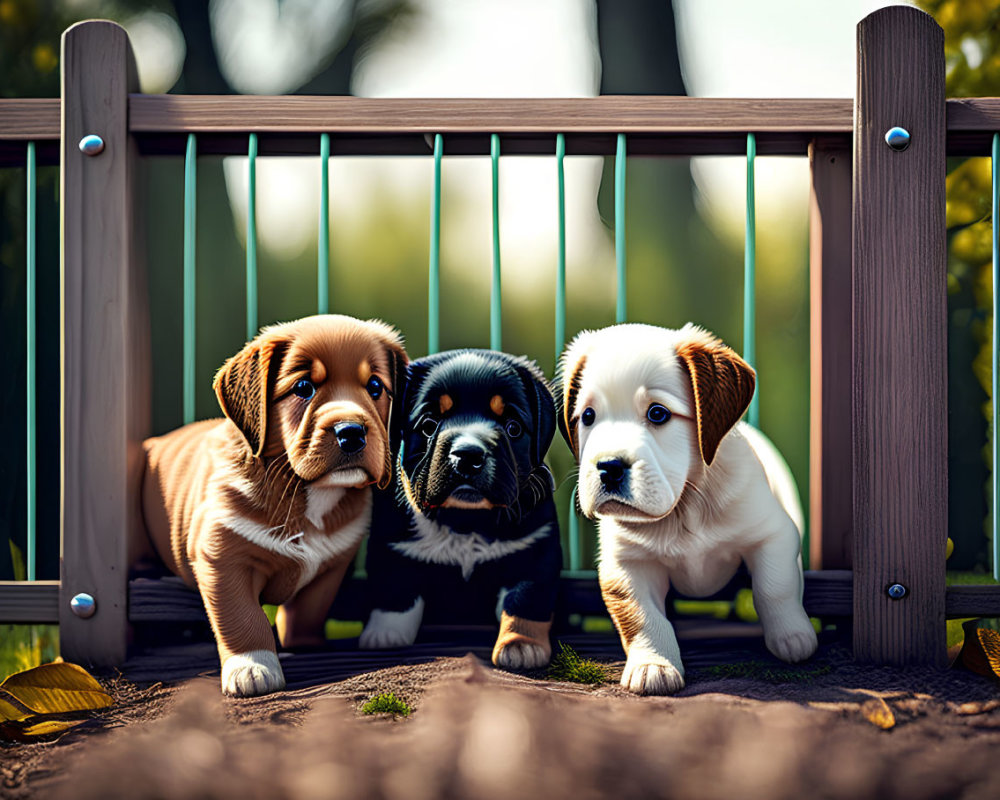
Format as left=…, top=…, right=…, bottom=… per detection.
left=557, top=323, right=817, bottom=695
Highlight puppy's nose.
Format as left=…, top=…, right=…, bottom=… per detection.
left=450, top=442, right=486, bottom=478
left=597, top=459, right=627, bottom=490
left=334, top=421, right=367, bottom=454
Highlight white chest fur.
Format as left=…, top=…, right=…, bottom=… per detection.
left=392, top=514, right=552, bottom=580
left=217, top=489, right=372, bottom=591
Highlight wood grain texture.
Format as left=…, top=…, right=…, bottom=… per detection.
left=60, top=20, right=149, bottom=670
left=0, top=99, right=61, bottom=139
left=0, top=581, right=60, bottom=623
left=945, top=585, right=1000, bottom=618
left=128, top=571, right=853, bottom=627
left=809, top=138, right=853, bottom=570
left=852, top=6, right=947, bottom=666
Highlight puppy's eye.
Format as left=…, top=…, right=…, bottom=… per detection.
left=418, top=417, right=438, bottom=438
left=581, top=407, right=596, bottom=427
left=292, top=379, right=315, bottom=400
left=646, top=403, right=671, bottom=425
left=504, top=419, right=523, bottom=439
left=366, top=375, right=384, bottom=400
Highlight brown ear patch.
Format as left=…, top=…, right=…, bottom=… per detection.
left=560, top=355, right=587, bottom=458
left=213, top=336, right=286, bottom=457
left=675, top=332, right=756, bottom=466
left=489, top=394, right=505, bottom=417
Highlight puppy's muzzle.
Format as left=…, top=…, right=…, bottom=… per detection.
left=334, top=421, right=367, bottom=455
left=597, top=458, right=628, bottom=493
left=449, top=440, right=486, bottom=479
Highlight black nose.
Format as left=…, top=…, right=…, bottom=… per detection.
left=597, top=459, right=627, bottom=490
left=450, top=442, right=486, bottom=478
left=334, top=422, right=367, bottom=454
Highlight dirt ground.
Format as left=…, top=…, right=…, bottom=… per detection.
left=3, top=644, right=1000, bottom=800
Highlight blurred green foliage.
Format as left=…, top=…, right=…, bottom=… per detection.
left=917, top=0, right=1000, bottom=571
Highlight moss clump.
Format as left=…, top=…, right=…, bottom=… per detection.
left=548, top=642, right=610, bottom=684
left=361, top=692, right=412, bottom=716
left=704, top=660, right=831, bottom=684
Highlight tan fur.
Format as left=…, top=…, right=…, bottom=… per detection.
left=492, top=612, right=552, bottom=667
left=489, top=394, right=505, bottom=416
left=599, top=575, right=643, bottom=647
left=140, top=315, right=407, bottom=696
left=674, top=332, right=756, bottom=466
left=439, top=393, right=453, bottom=414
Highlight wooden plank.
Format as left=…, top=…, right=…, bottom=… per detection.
left=0, top=581, right=60, bottom=623
left=852, top=6, right=948, bottom=666
left=129, top=95, right=853, bottom=134
left=2, top=96, right=999, bottom=154
left=60, top=20, right=149, bottom=670
left=945, top=585, right=1000, bottom=619
left=0, top=99, right=61, bottom=139
left=809, top=138, right=854, bottom=570
left=128, top=570, right=853, bottom=627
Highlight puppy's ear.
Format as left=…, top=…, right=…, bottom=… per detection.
left=674, top=326, right=756, bottom=466
left=213, top=332, right=288, bottom=458
left=375, top=324, right=409, bottom=490
left=510, top=356, right=556, bottom=465
left=555, top=335, right=590, bottom=459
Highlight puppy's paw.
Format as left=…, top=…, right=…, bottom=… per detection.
left=494, top=641, right=550, bottom=670
left=359, top=600, right=424, bottom=650
left=621, top=658, right=685, bottom=695
left=220, top=649, right=285, bottom=697
left=766, top=622, right=819, bottom=663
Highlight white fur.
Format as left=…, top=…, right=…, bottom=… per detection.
left=391, top=515, right=553, bottom=581
left=220, top=649, right=285, bottom=697
left=217, top=491, right=372, bottom=591
left=562, top=324, right=817, bottom=695
left=359, top=597, right=425, bottom=649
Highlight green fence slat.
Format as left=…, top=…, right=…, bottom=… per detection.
left=993, top=132, right=999, bottom=581
left=745, top=132, right=759, bottom=428
left=615, top=133, right=627, bottom=323
left=491, top=133, right=502, bottom=350
left=246, top=133, right=258, bottom=341
left=428, top=134, right=442, bottom=354
left=318, top=133, right=330, bottom=314
left=26, top=141, right=36, bottom=582
left=183, top=134, right=197, bottom=425
left=555, top=133, right=567, bottom=365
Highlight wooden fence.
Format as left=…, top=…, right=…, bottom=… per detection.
left=2, top=6, right=1000, bottom=671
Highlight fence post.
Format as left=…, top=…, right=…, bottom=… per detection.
left=809, top=138, right=853, bottom=570
left=852, top=6, right=947, bottom=666
left=60, top=20, right=149, bottom=668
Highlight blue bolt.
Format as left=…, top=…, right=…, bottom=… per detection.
left=887, top=583, right=908, bottom=600
left=70, top=592, right=97, bottom=618
left=884, top=127, right=910, bottom=151
left=78, top=135, right=105, bottom=156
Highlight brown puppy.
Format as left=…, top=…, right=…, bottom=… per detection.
left=141, top=315, right=406, bottom=696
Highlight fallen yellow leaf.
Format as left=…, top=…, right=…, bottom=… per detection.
left=0, top=662, right=112, bottom=716
left=861, top=697, right=896, bottom=730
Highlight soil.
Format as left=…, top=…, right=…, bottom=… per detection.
left=2, top=644, right=1000, bottom=800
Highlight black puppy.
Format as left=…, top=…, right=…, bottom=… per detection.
left=360, top=349, right=562, bottom=669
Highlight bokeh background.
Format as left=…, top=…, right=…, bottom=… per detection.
left=0, top=0, right=996, bottom=583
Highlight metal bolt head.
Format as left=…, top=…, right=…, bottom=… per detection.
left=884, top=127, right=910, bottom=151
left=78, top=135, right=105, bottom=156
left=887, top=583, right=908, bottom=600
left=70, top=592, right=96, bottom=618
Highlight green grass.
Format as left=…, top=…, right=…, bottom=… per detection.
left=0, top=625, right=59, bottom=682
left=361, top=692, right=412, bottom=716
left=703, top=660, right=831, bottom=684
left=548, top=642, right=610, bottom=684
